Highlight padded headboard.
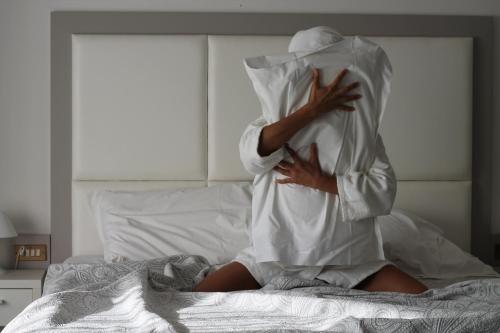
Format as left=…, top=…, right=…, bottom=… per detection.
left=51, top=12, right=494, bottom=264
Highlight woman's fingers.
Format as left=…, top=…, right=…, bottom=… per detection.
left=312, top=67, right=319, bottom=84
left=327, top=68, right=349, bottom=91
left=334, top=81, right=360, bottom=97
left=275, top=178, right=295, bottom=184
left=284, top=144, right=301, bottom=163
left=330, top=94, right=362, bottom=104
left=321, top=81, right=360, bottom=108
left=278, top=160, right=293, bottom=169
left=309, top=143, right=319, bottom=167
left=308, top=67, right=320, bottom=103
left=305, top=68, right=363, bottom=117
left=335, top=104, right=356, bottom=112
left=273, top=165, right=291, bottom=176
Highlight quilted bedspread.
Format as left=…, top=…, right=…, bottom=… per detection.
left=4, top=255, right=500, bottom=332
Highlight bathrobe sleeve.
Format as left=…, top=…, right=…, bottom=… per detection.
left=239, top=116, right=286, bottom=176
left=336, top=134, right=397, bottom=222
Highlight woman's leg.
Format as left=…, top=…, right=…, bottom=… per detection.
left=193, top=262, right=261, bottom=292
left=354, top=264, right=428, bottom=294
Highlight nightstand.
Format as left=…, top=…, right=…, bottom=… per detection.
left=0, top=270, right=45, bottom=327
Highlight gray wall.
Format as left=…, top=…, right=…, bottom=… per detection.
left=0, top=0, right=499, bottom=235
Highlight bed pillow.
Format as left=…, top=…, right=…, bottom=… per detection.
left=376, top=208, right=498, bottom=279
left=89, top=183, right=252, bottom=264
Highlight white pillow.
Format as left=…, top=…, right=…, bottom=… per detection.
left=376, top=208, right=498, bottom=279
left=89, top=183, right=252, bottom=264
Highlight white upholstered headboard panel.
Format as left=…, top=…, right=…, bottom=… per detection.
left=70, top=34, right=472, bottom=256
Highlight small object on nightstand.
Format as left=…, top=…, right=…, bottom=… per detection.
left=14, top=246, right=24, bottom=269
left=14, top=244, right=47, bottom=262
left=0, top=269, right=45, bottom=327
left=0, top=212, right=17, bottom=274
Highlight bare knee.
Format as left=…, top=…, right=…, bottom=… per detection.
left=356, top=264, right=428, bottom=294
left=379, top=264, right=401, bottom=275
left=382, top=264, right=428, bottom=294
left=193, top=262, right=261, bottom=292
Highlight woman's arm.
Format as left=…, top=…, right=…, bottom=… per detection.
left=274, top=135, right=397, bottom=221
left=258, top=68, right=361, bottom=156
left=273, top=142, right=338, bottom=194
left=257, top=104, right=317, bottom=156
left=240, top=68, right=360, bottom=176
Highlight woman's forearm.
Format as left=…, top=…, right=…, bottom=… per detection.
left=258, top=67, right=360, bottom=157
left=258, top=104, right=318, bottom=156
left=314, top=174, right=338, bottom=195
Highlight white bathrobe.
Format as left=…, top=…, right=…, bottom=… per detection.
left=239, top=27, right=396, bottom=266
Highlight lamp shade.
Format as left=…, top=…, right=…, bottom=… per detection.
left=0, top=212, right=17, bottom=238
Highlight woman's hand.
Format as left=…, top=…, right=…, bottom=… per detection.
left=256, top=68, right=362, bottom=157
left=306, top=68, right=361, bottom=117
left=273, top=143, right=338, bottom=194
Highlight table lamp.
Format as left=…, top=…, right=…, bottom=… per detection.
left=0, top=212, right=17, bottom=274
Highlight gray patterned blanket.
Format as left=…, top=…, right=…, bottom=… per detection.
left=4, top=255, right=500, bottom=332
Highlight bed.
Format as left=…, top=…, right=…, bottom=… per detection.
left=4, top=12, right=499, bottom=332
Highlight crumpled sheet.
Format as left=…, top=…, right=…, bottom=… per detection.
left=4, top=255, right=500, bottom=333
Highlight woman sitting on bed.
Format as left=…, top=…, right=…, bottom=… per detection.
left=194, top=27, right=428, bottom=294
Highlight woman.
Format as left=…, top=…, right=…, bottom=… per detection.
left=194, top=68, right=427, bottom=294
left=194, top=27, right=427, bottom=294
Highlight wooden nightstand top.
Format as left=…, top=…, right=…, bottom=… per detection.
left=0, top=270, right=45, bottom=289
